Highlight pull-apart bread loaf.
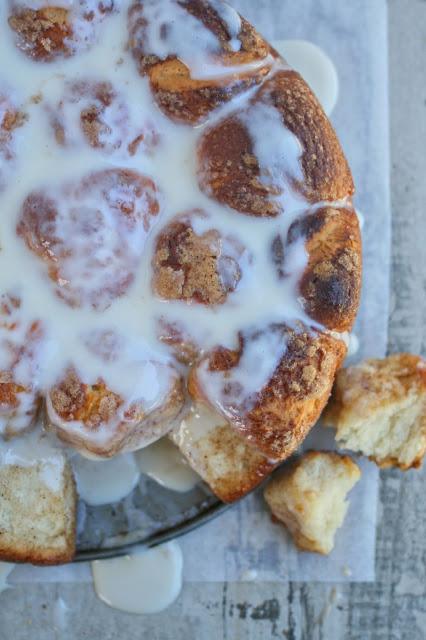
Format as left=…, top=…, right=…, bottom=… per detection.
left=324, top=354, right=426, bottom=470
left=0, top=0, right=361, bottom=562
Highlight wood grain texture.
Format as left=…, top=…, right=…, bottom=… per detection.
left=0, top=1, right=425, bottom=639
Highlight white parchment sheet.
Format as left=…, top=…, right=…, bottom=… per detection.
left=11, top=0, right=390, bottom=585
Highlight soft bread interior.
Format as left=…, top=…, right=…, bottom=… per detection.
left=0, top=435, right=76, bottom=564
left=264, top=451, right=360, bottom=555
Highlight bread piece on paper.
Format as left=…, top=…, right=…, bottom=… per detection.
left=170, top=404, right=275, bottom=503
left=324, top=353, right=426, bottom=470
left=264, top=451, right=360, bottom=554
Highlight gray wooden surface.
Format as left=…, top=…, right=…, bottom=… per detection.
left=1, top=1, right=425, bottom=638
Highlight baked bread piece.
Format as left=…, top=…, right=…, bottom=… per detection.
left=189, top=324, right=347, bottom=461
left=152, top=210, right=246, bottom=305
left=8, top=1, right=115, bottom=62
left=1, top=0, right=361, bottom=525
left=274, top=206, right=362, bottom=332
left=45, top=362, right=185, bottom=458
left=17, top=168, right=160, bottom=311
left=323, top=354, right=426, bottom=470
left=128, top=0, right=275, bottom=124
left=0, top=436, right=77, bottom=564
left=264, top=451, right=361, bottom=554
left=170, top=403, right=275, bottom=503
left=198, top=70, right=354, bottom=217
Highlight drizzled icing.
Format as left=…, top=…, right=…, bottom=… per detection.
left=0, top=1, right=350, bottom=458
left=130, top=0, right=270, bottom=81
left=241, top=102, right=304, bottom=200
left=0, top=429, right=67, bottom=491
left=198, top=326, right=288, bottom=414
left=8, top=0, right=117, bottom=61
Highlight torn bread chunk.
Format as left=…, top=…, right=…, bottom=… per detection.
left=264, top=451, right=360, bottom=555
left=170, top=404, right=276, bottom=503
left=0, top=432, right=76, bottom=564
left=323, top=354, right=426, bottom=470
left=152, top=211, right=246, bottom=306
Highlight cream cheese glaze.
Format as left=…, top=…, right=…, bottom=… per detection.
left=0, top=2, right=350, bottom=465
left=136, top=437, right=200, bottom=492
left=92, top=541, right=183, bottom=614
left=71, top=452, right=140, bottom=505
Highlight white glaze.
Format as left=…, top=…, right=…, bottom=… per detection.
left=136, top=0, right=273, bottom=80
left=0, top=429, right=65, bottom=492
left=11, top=0, right=117, bottom=57
left=92, top=541, right=183, bottom=614
left=136, top=438, right=199, bottom=492
left=0, top=562, right=15, bottom=595
left=347, top=333, right=360, bottom=357
left=198, top=326, right=288, bottom=413
left=173, top=403, right=224, bottom=449
left=71, top=452, right=140, bottom=505
left=272, top=40, right=339, bottom=116
left=0, top=2, right=347, bottom=459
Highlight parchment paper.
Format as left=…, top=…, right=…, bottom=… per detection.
left=11, top=0, right=390, bottom=585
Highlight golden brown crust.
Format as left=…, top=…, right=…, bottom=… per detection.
left=198, top=70, right=354, bottom=217
left=198, top=116, right=280, bottom=217
left=152, top=214, right=242, bottom=305
left=189, top=325, right=347, bottom=460
left=203, top=424, right=275, bottom=502
left=46, top=366, right=186, bottom=457
left=273, top=206, right=362, bottom=331
left=49, top=368, right=123, bottom=429
left=324, top=354, right=426, bottom=470
left=8, top=6, right=72, bottom=61
left=128, top=0, right=274, bottom=124
left=8, top=2, right=115, bottom=62
left=255, top=71, right=354, bottom=203
left=171, top=410, right=276, bottom=503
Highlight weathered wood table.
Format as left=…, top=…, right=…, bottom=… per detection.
left=0, top=1, right=425, bottom=638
